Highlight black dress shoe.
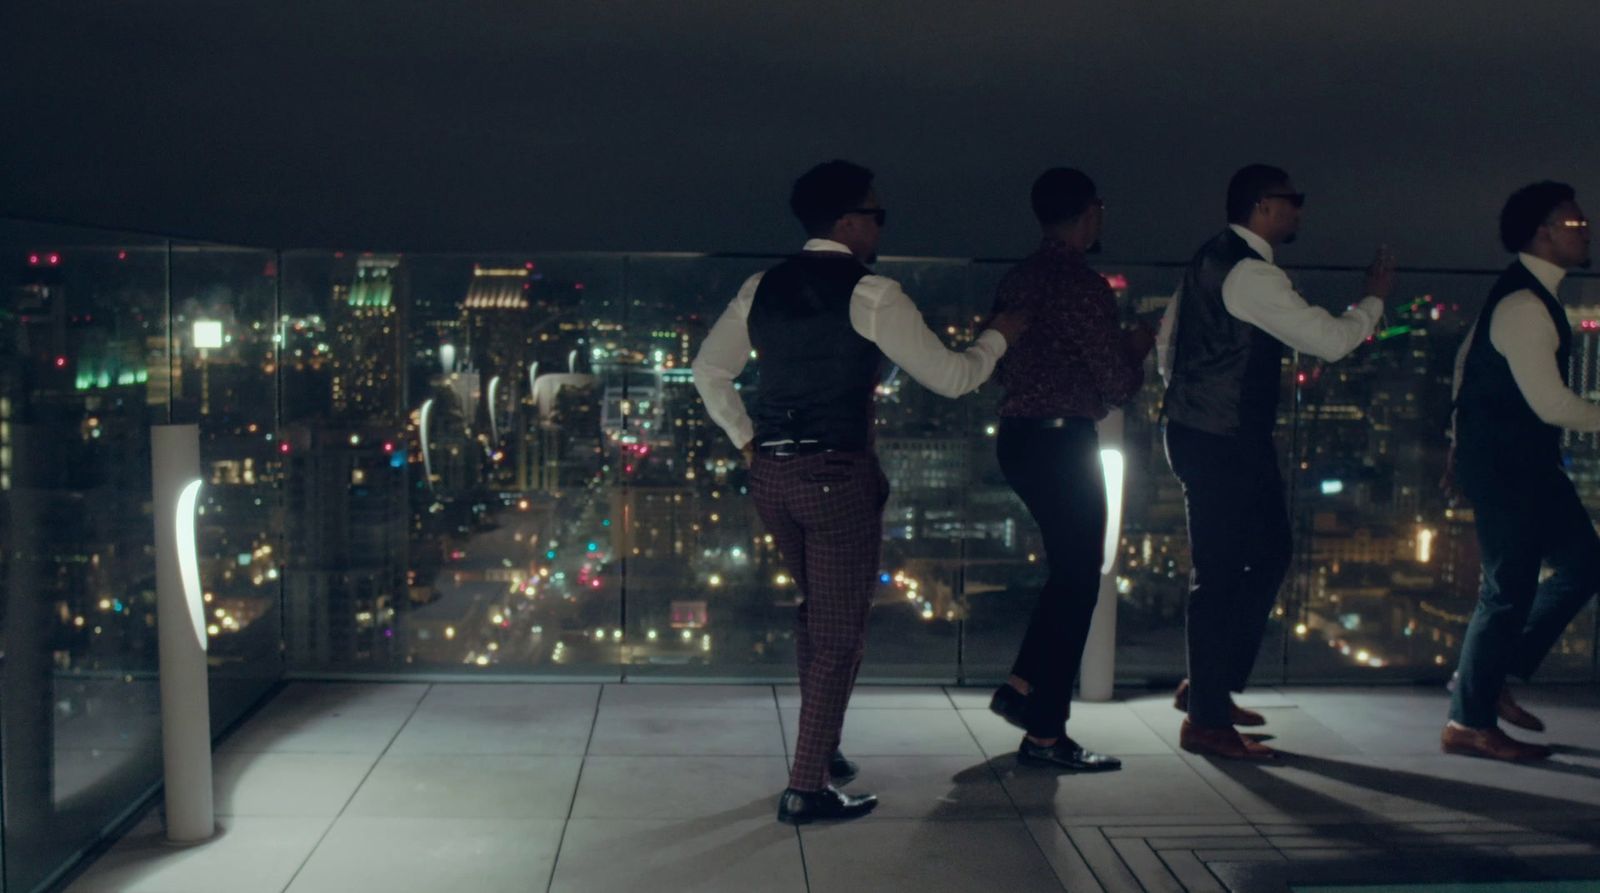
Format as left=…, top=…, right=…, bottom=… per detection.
left=829, top=749, right=859, bottom=785
left=989, top=685, right=1029, bottom=730
left=777, top=785, right=878, bottom=825
left=1017, top=737, right=1122, bottom=772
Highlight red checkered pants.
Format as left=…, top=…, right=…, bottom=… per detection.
left=751, top=450, right=888, bottom=791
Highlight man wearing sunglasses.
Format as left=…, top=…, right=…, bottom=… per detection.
left=693, top=159, right=1025, bottom=823
left=1158, top=163, right=1393, bottom=760
left=1444, top=181, right=1596, bottom=762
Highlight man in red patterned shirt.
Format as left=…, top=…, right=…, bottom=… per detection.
left=985, top=168, right=1153, bottom=770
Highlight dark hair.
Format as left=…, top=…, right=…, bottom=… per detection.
left=1500, top=181, right=1577, bottom=253
left=1031, top=168, right=1098, bottom=227
left=1226, top=164, right=1292, bottom=224
left=790, top=160, right=874, bottom=237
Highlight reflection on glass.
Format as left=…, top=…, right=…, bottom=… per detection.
left=1, top=229, right=168, bottom=893
left=169, top=243, right=285, bottom=724
left=1284, top=270, right=1600, bottom=680
left=277, top=253, right=629, bottom=674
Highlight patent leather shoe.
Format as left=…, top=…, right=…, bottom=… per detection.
left=777, top=785, right=878, bottom=825
left=989, top=684, right=1029, bottom=730
left=829, top=749, right=858, bottom=784
left=1017, top=736, right=1122, bottom=772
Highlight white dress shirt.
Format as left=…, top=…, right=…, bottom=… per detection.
left=692, top=239, right=1009, bottom=449
left=1158, top=224, right=1384, bottom=383
left=1449, top=253, right=1600, bottom=437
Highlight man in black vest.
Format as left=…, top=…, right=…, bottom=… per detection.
left=1443, top=181, right=1596, bottom=762
left=693, top=160, right=1024, bottom=822
left=1158, top=164, right=1392, bottom=759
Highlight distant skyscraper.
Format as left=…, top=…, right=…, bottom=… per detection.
left=461, top=265, right=539, bottom=485
left=282, top=422, right=410, bottom=666
left=330, top=255, right=407, bottom=423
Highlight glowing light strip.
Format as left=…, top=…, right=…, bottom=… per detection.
left=1100, top=449, right=1125, bottom=575
left=175, top=479, right=207, bottom=651
left=419, top=398, right=435, bottom=490
left=528, top=362, right=539, bottom=402
left=487, top=375, right=501, bottom=443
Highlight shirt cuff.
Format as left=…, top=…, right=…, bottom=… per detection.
left=976, top=328, right=1008, bottom=356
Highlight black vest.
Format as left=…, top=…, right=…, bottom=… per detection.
left=1455, top=261, right=1571, bottom=473
left=747, top=253, right=884, bottom=451
left=1162, top=229, right=1283, bottom=437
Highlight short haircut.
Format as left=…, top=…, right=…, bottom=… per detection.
left=1499, top=181, right=1577, bottom=253
left=790, top=160, right=874, bottom=237
left=1031, top=168, right=1098, bottom=227
left=1226, top=164, right=1292, bottom=225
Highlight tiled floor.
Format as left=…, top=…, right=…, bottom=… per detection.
left=63, top=683, right=1600, bottom=892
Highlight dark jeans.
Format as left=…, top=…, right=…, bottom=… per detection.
left=997, top=418, right=1106, bottom=739
left=1450, top=458, right=1600, bottom=728
left=1164, top=421, right=1292, bottom=728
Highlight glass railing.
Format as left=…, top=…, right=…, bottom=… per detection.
left=5, top=214, right=1600, bottom=888
left=0, top=223, right=285, bottom=893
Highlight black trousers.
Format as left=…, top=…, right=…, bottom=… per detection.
left=1164, top=421, right=1291, bottom=728
left=1450, top=458, right=1600, bottom=728
left=997, top=418, right=1106, bottom=739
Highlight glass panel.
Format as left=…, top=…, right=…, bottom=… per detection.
left=957, top=258, right=1040, bottom=683
left=278, top=251, right=625, bottom=676
left=858, top=259, right=972, bottom=680
left=169, top=242, right=284, bottom=728
left=0, top=222, right=169, bottom=893
left=616, top=255, right=784, bottom=678
left=1107, top=264, right=1201, bottom=683
left=1284, top=268, right=1600, bottom=681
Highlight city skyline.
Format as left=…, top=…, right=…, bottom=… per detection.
left=10, top=238, right=1599, bottom=686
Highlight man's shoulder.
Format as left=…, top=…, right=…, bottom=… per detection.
left=1222, top=255, right=1284, bottom=284
left=1491, top=289, right=1548, bottom=320
left=1003, top=251, right=1086, bottom=287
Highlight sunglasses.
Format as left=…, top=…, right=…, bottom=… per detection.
left=848, top=207, right=887, bottom=226
left=1263, top=192, right=1306, bottom=208
left=1554, top=218, right=1591, bottom=232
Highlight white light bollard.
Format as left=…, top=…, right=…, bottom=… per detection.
left=1078, top=409, right=1125, bottom=702
left=152, top=423, right=216, bottom=843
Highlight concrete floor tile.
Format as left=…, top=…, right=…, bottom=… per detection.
left=570, top=755, right=786, bottom=820
left=344, top=753, right=582, bottom=818
left=800, top=818, right=1066, bottom=893
left=285, top=816, right=563, bottom=893
left=550, top=818, right=805, bottom=893
left=65, top=815, right=332, bottom=893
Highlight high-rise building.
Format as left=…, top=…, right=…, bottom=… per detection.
left=330, top=255, right=408, bottom=423
left=282, top=422, right=410, bottom=666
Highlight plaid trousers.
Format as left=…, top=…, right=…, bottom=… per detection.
left=750, top=450, right=888, bottom=791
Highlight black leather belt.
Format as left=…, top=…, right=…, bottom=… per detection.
left=757, top=442, right=839, bottom=457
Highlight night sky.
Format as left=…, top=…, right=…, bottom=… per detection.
left=4, top=1, right=1598, bottom=266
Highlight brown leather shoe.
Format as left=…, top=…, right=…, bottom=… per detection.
left=1497, top=688, right=1545, bottom=732
left=1440, top=723, right=1551, bottom=762
left=1173, top=679, right=1267, bottom=727
left=1179, top=719, right=1277, bottom=761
